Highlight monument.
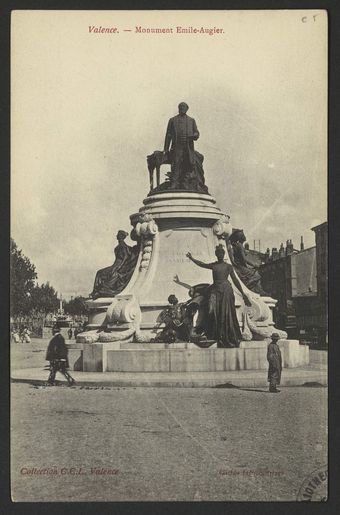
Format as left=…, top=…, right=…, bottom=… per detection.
left=76, top=102, right=309, bottom=374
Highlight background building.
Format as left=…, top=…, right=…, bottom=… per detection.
left=257, top=222, right=327, bottom=347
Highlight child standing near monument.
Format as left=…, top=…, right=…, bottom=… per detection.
left=267, top=333, right=282, bottom=393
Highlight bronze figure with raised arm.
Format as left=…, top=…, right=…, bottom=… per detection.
left=186, top=245, right=251, bottom=347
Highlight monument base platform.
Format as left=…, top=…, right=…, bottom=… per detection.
left=11, top=363, right=325, bottom=388
left=72, top=340, right=309, bottom=373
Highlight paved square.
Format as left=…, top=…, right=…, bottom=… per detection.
left=11, top=381, right=327, bottom=501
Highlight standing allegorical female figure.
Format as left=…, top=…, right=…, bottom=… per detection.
left=186, top=245, right=251, bottom=348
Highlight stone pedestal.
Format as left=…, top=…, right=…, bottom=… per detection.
left=81, top=340, right=309, bottom=373
left=86, top=191, right=279, bottom=339
left=66, top=343, right=84, bottom=371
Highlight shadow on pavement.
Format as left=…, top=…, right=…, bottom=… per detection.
left=299, top=382, right=326, bottom=388
left=214, top=383, right=269, bottom=393
left=215, top=381, right=326, bottom=390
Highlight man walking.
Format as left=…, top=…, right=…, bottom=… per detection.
left=46, top=326, right=76, bottom=386
left=267, top=333, right=282, bottom=393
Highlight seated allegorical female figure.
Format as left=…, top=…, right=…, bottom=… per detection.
left=228, top=229, right=267, bottom=296
left=90, top=230, right=139, bottom=299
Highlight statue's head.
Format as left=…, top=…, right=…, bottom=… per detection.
left=215, top=244, right=225, bottom=260
left=178, top=102, right=189, bottom=115
left=168, top=294, right=179, bottom=305
left=117, top=230, right=128, bottom=241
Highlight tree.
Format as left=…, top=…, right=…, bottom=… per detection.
left=10, top=238, right=37, bottom=315
left=64, top=296, right=88, bottom=316
left=11, top=238, right=60, bottom=317
left=30, top=282, right=60, bottom=314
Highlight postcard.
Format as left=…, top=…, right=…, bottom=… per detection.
left=11, top=9, right=327, bottom=502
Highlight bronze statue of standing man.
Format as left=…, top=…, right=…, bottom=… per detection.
left=164, top=102, right=200, bottom=189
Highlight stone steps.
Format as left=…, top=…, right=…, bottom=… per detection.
left=11, top=366, right=327, bottom=388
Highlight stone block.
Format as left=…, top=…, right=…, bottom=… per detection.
left=68, top=348, right=83, bottom=371
left=222, top=349, right=238, bottom=371
left=168, top=349, right=224, bottom=372
left=235, top=348, right=245, bottom=370
left=101, top=342, right=122, bottom=371
left=82, top=342, right=122, bottom=372
left=106, top=349, right=170, bottom=372
left=244, top=347, right=267, bottom=370
left=302, top=344, right=310, bottom=365
left=83, top=343, right=103, bottom=372
left=278, top=340, right=308, bottom=367
left=240, top=340, right=268, bottom=349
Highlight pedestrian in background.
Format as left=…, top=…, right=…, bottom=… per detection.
left=21, top=327, right=31, bottom=343
left=46, top=326, right=76, bottom=386
left=68, top=327, right=73, bottom=340
left=267, top=333, right=282, bottom=393
left=12, top=330, right=20, bottom=343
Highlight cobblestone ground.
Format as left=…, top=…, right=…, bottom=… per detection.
left=11, top=340, right=328, bottom=502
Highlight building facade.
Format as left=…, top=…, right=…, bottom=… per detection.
left=257, top=222, right=327, bottom=346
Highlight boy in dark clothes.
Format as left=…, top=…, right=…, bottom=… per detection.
left=46, top=326, right=76, bottom=386
left=267, top=333, right=282, bottom=393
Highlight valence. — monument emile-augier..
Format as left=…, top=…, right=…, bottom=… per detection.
left=76, top=102, right=309, bottom=374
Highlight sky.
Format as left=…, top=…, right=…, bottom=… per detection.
left=11, top=10, right=327, bottom=298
